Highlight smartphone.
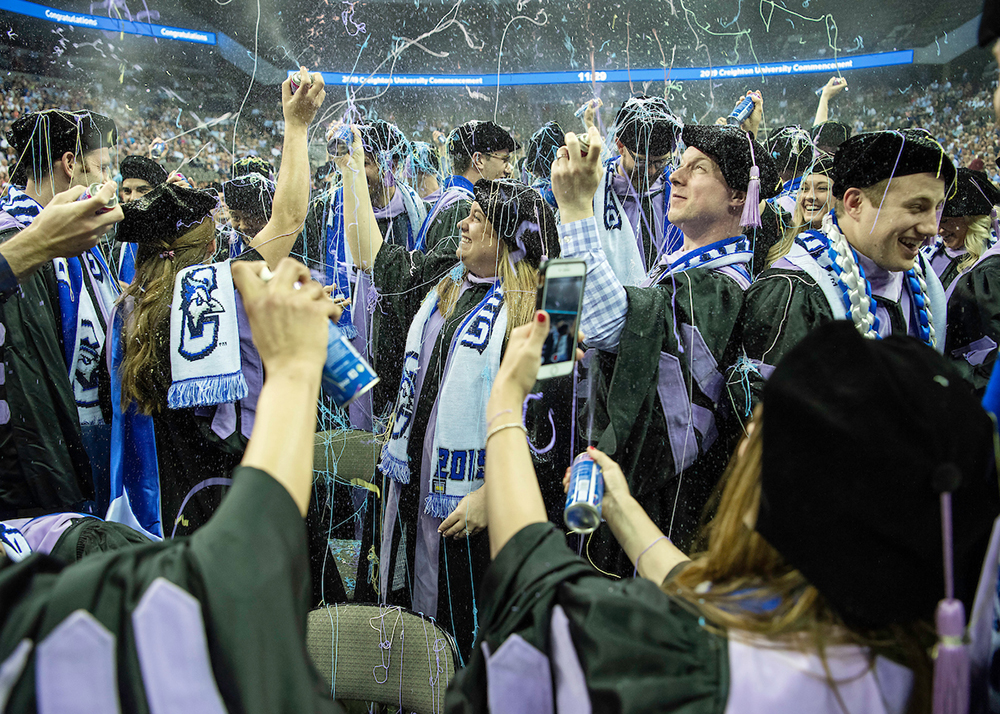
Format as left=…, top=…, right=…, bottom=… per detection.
left=535, top=258, right=587, bottom=379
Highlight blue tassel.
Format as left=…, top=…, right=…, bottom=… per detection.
left=167, top=372, right=249, bottom=409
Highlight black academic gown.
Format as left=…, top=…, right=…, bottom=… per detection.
left=944, top=253, right=1000, bottom=397
left=444, top=523, right=728, bottom=714
left=0, top=466, right=345, bottom=714
left=0, top=225, right=96, bottom=515
left=586, top=268, right=747, bottom=561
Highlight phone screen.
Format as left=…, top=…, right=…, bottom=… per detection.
left=540, top=274, right=584, bottom=366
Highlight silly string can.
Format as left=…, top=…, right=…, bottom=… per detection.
left=326, top=125, right=355, bottom=157
left=80, top=182, right=118, bottom=214
left=564, top=452, right=604, bottom=534
left=321, top=321, right=380, bottom=408
left=726, top=95, right=755, bottom=126
left=289, top=70, right=310, bottom=94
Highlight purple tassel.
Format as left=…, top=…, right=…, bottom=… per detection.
left=740, top=166, right=762, bottom=228
left=991, top=207, right=998, bottom=243
left=932, top=599, right=969, bottom=714
left=932, top=490, right=970, bottom=714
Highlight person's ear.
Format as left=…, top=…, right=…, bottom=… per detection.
left=472, top=152, right=484, bottom=171
left=842, top=187, right=865, bottom=221
left=730, top=189, right=747, bottom=213
left=58, top=151, right=75, bottom=181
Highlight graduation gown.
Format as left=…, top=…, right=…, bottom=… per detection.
left=0, top=225, right=97, bottom=514
left=445, top=523, right=915, bottom=714
left=587, top=268, right=749, bottom=560
left=944, top=248, right=1000, bottom=397
left=0, top=466, right=345, bottom=714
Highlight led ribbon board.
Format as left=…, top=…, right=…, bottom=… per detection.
left=2, top=0, right=216, bottom=45
left=302, top=50, right=914, bottom=88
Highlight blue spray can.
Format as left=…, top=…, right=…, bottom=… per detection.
left=727, top=95, right=756, bottom=126
left=564, top=452, right=604, bottom=534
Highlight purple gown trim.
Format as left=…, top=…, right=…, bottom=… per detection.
left=656, top=352, right=698, bottom=475
left=550, top=605, right=592, bottom=713
left=132, top=578, right=227, bottom=714
left=36, top=610, right=120, bottom=714
left=483, top=634, right=554, bottom=714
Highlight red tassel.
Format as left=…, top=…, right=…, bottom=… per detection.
left=932, top=598, right=969, bottom=714
left=740, top=166, right=761, bottom=228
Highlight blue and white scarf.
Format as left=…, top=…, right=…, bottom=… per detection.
left=166, top=261, right=247, bottom=409
left=641, top=234, right=754, bottom=288
left=0, top=186, right=118, bottom=425
left=594, top=158, right=683, bottom=287
left=379, top=283, right=506, bottom=517
left=413, top=175, right=475, bottom=252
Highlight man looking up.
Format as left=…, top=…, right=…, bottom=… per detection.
left=734, top=128, right=955, bottom=415
left=555, top=122, right=779, bottom=558
left=0, top=109, right=121, bottom=515
left=414, top=120, right=517, bottom=252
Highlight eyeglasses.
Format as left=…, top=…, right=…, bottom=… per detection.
left=633, top=156, right=671, bottom=172
left=482, top=152, right=513, bottom=166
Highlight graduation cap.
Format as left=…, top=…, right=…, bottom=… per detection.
left=524, top=121, right=565, bottom=179
left=681, top=124, right=781, bottom=227
left=448, top=121, right=519, bottom=157
left=6, top=109, right=118, bottom=185
left=117, top=183, right=218, bottom=245
left=830, top=128, right=957, bottom=199
left=766, top=125, right=815, bottom=174
left=613, top=95, right=683, bottom=157
left=120, top=155, right=167, bottom=188
left=757, top=320, right=998, bottom=630
left=942, top=168, right=1000, bottom=218
left=811, top=120, right=852, bottom=152
left=223, top=159, right=275, bottom=219
left=472, top=178, right=560, bottom=269
left=357, top=120, right=411, bottom=168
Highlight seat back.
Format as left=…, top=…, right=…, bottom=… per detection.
left=307, top=604, right=459, bottom=714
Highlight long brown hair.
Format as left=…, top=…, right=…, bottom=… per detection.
left=117, top=218, right=216, bottom=414
left=670, top=407, right=933, bottom=713
left=435, top=235, right=538, bottom=339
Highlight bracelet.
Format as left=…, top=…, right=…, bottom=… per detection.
left=486, top=422, right=527, bottom=442
left=633, top=535, right=670, bottom=577
left=486, top=408, right=514, bottom=429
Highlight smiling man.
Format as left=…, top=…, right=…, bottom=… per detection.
left=734, top=128, right=956, bottom=413
left=555, top=123, right=779, bottom=558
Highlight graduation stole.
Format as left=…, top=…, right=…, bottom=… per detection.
left=796, top=212, right=945, bottom=351
left=372, top=180, right=428, bottom=251
left=166, top=261, right=248, bottom=409
left=413, top=175, right=475, bottom=251
left=594, top=158, right=684, bottom=287
left=107, top=303, right=163, bottom=539
left=641, top=234, right=754, bottom=288
left=1, top=186, right=119, bottom=425
left=379, top=282, right=506, bottom=518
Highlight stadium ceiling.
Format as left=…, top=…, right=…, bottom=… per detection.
left=1, top=0, right=985, bottom=78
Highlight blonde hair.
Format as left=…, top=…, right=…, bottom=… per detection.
left=435, top=237, right=538, bottom=339
left=118, top=218, right=216, bottom=414
left=669, top=407, right=933, bottom=713
left=768, top=174, right=835, bottom=266
left=956, top=215, right=992, bottom=273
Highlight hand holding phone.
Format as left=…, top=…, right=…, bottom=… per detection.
left=534, top=258, right=587, bottom=379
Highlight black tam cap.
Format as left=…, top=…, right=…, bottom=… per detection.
left=757, top=320, right=999, bottom=630
left=830, top=128, right=957, bottom=199
left=120, top=155, right=168, bottom=187
left=472, top=178, right=560, bottom=269
left=6, top=109, right=117, bottom=185
left=525, top=122, right=565, bottom=179
left=766, top=125, right=815, bottom=175
left=117, top=183, right=218, bottom=245
left=448, top=121, right=519, bottom=158
left=613, top=95, right=682, bottom=157
left=811, top=121, right=852, bottom=152
left=357, top=120, right=411, bottom=168
left=223, top=167, right=275, bottom=220
left=942, top=168, right=1000, bottom=218
left=681, top=124, right=781, bottom=199
left=232, top=156, right=274, bottom=181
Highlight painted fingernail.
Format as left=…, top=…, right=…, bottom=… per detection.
left=537, top=312, right=545, bottom=322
